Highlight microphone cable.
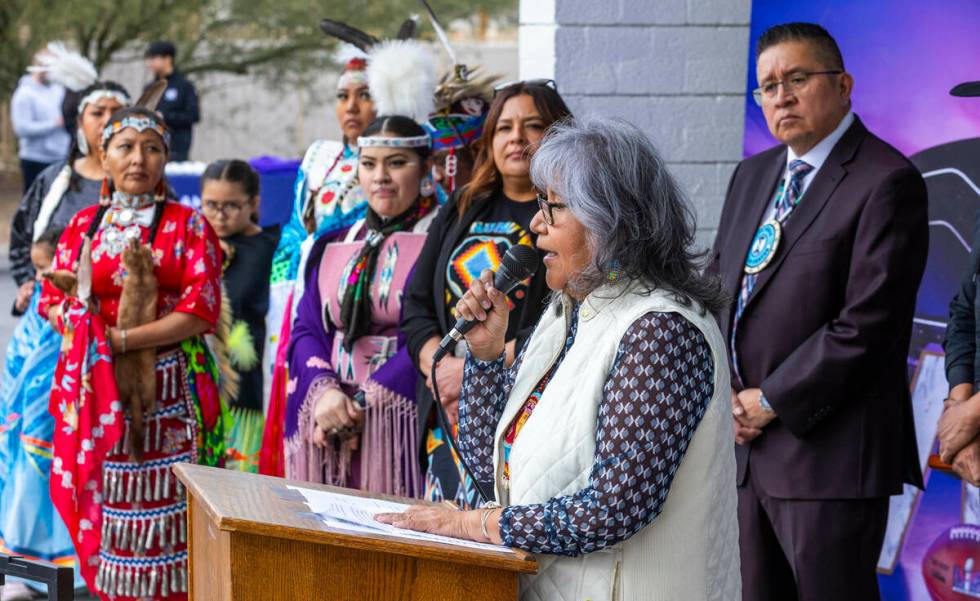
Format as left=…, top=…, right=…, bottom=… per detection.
left=429, top=360, right=494, bottom=506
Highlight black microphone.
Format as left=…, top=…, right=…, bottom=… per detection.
left=432, top=244, right=540, bottom=363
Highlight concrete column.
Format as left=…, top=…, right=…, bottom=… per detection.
left=519, top=0, right=752, bottom=243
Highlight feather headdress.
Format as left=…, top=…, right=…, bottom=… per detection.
left=333, top=42, right=369, bottom=68
left=367, top=40, right=437, bottom=120
left=432, top=66, right=498, bottom=114
left=29, top=41, right=97, bottom=92
left=418, top=0, right=498, bottom=115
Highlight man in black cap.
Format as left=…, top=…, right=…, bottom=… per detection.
left=939, top=80, right=980, bottom=486
left=144, top=40, right=199, bottom=161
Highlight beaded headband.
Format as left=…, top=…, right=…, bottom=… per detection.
left=357, top=134, right=431, bottom=148
left=101, top=116, right=170, bottom=150
left=79, top=90, right=130, bottom=112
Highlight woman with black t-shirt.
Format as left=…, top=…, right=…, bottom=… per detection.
left=402, top=81, right=572, bottom=508
left=200, top=160, right=279, bottom=471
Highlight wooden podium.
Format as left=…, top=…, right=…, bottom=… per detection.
left=173, top=463, right=536, bottom=601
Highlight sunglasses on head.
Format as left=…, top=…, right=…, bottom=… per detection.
left=493, top=78, right=557, bottom=98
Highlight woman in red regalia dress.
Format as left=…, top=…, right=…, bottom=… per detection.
left=40, top=106, right=225, bottom=600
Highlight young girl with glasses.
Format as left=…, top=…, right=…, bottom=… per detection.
left=201, top=159, right=280, bottom=471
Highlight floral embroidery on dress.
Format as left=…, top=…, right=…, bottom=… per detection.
left=199, top=281, right=217, bottom=313
left=306, top=356, right=330, bottom=370
left=205, top=240, right=218, bottom=269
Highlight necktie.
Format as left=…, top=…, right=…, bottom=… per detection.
left=730, top=159, right=814, bottom=386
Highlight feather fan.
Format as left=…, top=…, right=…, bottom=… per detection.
left=30, top=41, right=97, bottom=92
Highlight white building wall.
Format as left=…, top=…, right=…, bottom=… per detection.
left=519, top=0, right=752, bottom=242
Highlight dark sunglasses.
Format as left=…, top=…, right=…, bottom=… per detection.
left=493, top=78, right=558, bottom=98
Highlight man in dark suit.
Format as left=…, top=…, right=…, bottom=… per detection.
left=710, top=22, right=928, bottom=601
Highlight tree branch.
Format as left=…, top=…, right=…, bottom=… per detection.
left=182, top=38, right=325, bottom=76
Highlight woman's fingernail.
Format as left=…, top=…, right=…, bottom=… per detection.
left=482, top=301, right=491, bottom=310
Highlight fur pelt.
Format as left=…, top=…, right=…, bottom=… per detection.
left=43, top=269, right=85, bottom=352
left=115, top=237, right=158, bottom=460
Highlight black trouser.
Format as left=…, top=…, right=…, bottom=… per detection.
left=738, top=465, right=889, bottom=601
left=20, top=158, right=53, bottom=193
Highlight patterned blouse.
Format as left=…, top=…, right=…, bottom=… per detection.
left=457, top=305, right=715, bottom=556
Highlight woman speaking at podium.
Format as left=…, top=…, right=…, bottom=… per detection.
left=378, top=116, right=741, bottom=601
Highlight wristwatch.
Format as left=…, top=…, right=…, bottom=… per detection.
left=759, top=390, right=774, bottom=413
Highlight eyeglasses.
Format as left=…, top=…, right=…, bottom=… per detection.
left=493, top=78, right=557, bottom=98
left=202, top=200, right=246, bottom=217
left=752, top=70, right=843, bottom=106
left=536, top=192, right=567, bottom=225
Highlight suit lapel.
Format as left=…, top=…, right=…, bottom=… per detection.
left=744, top=117, right=867, bottom=308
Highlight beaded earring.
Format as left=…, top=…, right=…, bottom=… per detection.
left=420, top=175, right=435, bottom=198
left=76, top=129, right=89, bottom=156
left=605, top=260, right=625, bottom=282
left=100, top=178, right=112, bottom=206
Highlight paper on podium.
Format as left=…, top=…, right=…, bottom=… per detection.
left=287, top=485, right=514, bottom=554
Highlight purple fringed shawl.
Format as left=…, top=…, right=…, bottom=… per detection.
left=284, top=228, right=423, bottom=497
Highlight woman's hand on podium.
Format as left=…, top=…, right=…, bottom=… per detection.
left=375, top=504, right=504, bottom=545
left=456, top=270, right=509, bottom=362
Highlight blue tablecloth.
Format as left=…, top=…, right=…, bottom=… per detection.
left=167, top=156, right=301, bottom=228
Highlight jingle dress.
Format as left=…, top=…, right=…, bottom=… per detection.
left=40, top=197, right=225, bottom=600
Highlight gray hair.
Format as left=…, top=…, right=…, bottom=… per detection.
left=529, top=115, right=725, bottom=314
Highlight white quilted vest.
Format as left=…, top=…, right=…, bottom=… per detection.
left=493, top=283, right=740, bottom=601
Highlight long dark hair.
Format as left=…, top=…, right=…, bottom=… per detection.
left=202, top=159, right=260, bottom=196
left=67, top=81, right=129, bottom=191
left=457, top=83, right=572, bottom=217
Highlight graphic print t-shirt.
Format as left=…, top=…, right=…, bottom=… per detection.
left=445, top=192, right=538, bottom=319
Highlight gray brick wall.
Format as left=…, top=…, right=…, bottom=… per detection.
left=523, top=0, right=753, bottom=246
